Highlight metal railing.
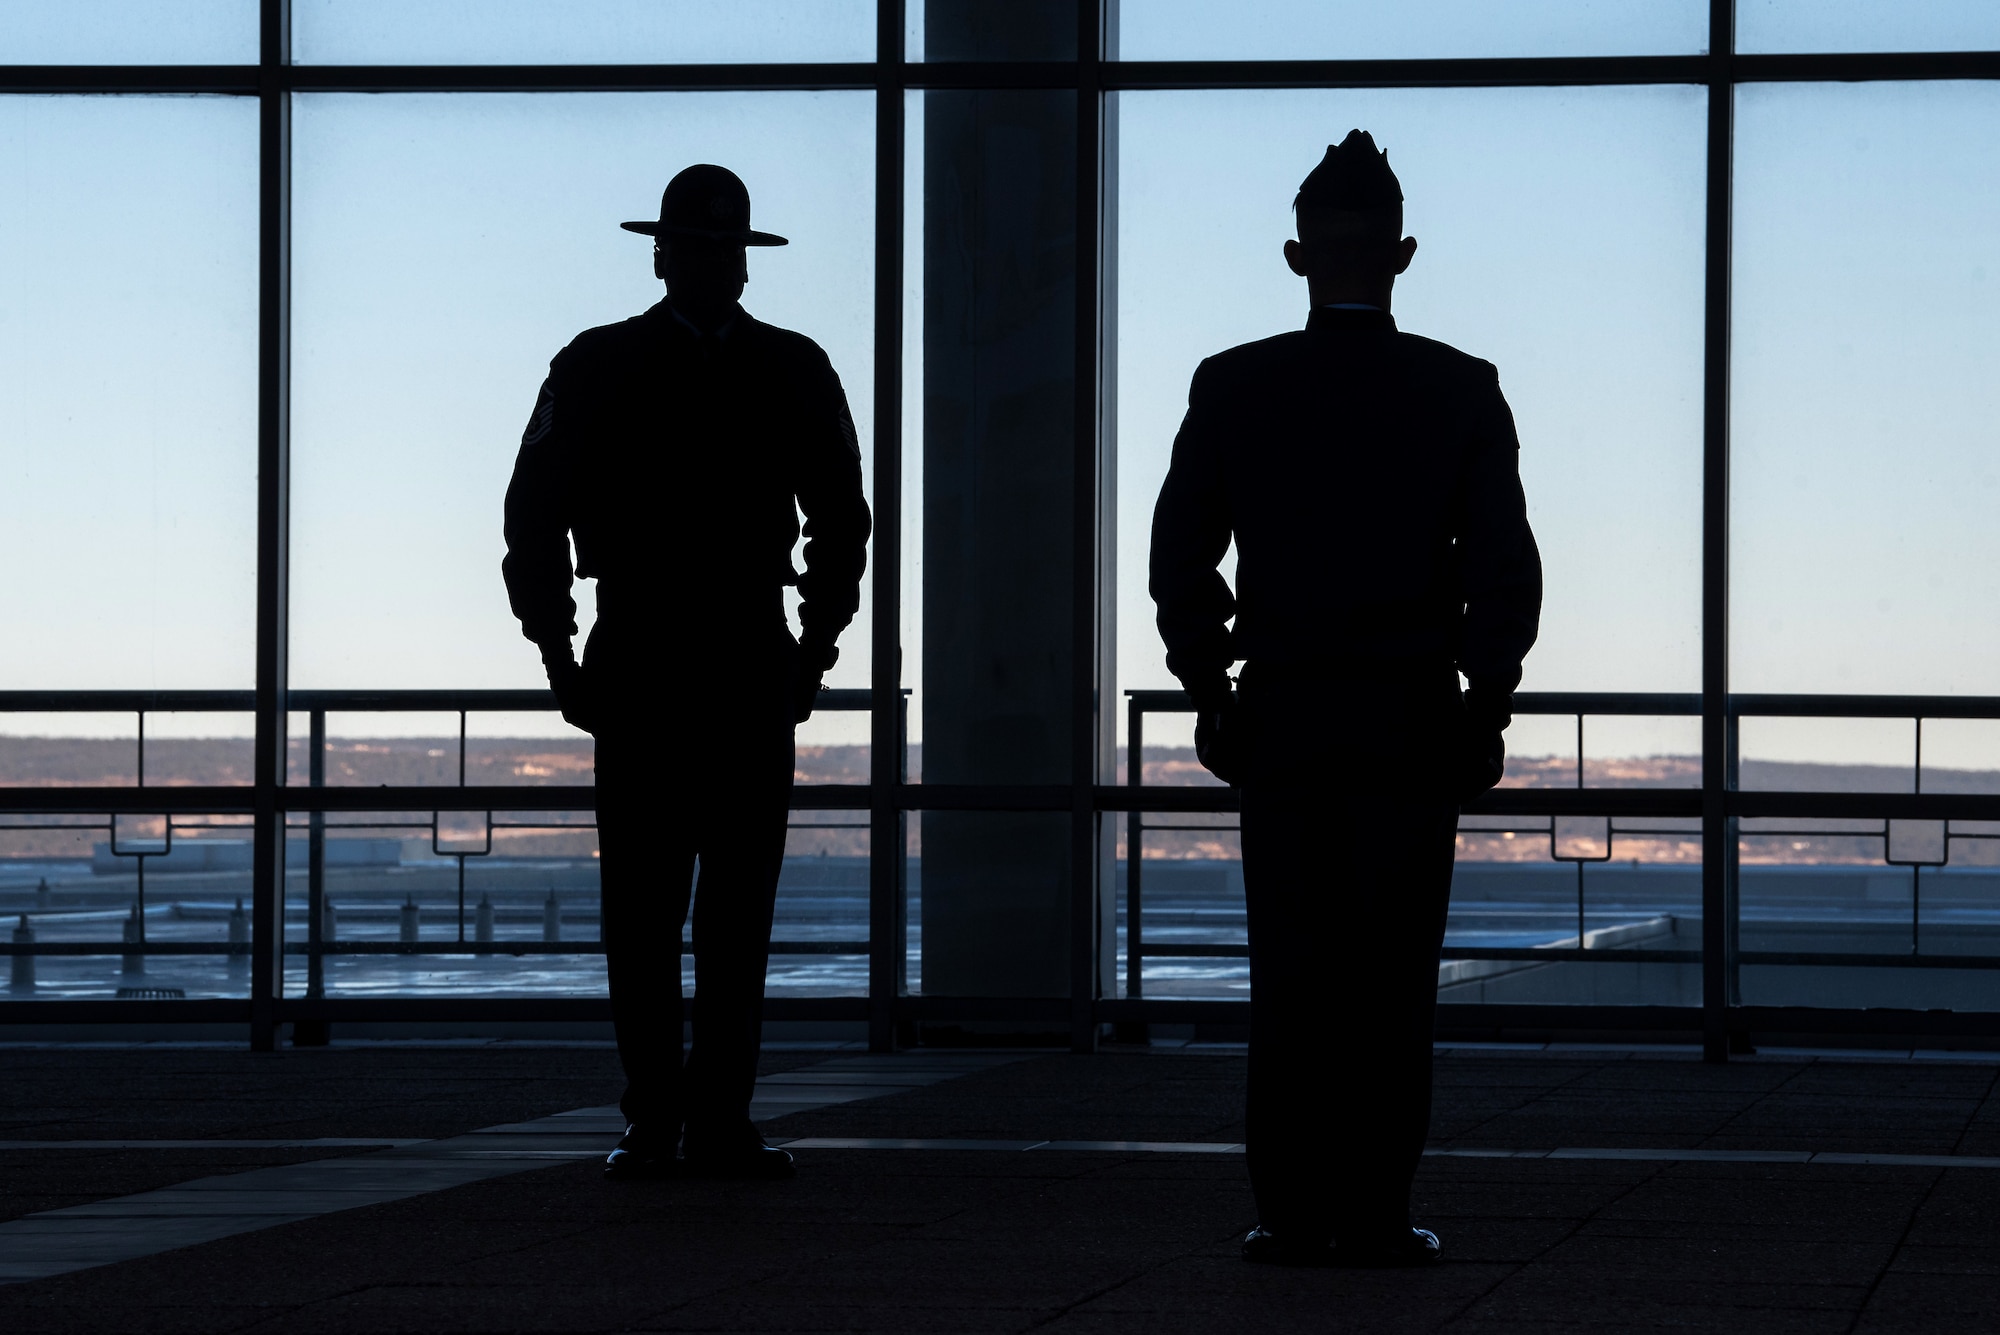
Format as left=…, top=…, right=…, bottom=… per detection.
left=1123, top=689, right=2000, bottom=1035
left=0, top=689, right=882, bottom=1030
left=8, top=0, right=2000, bottom=1057
left=4, top=687, right=2000, bottom=1052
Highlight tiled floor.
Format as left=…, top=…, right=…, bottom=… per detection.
left=4, top=1041, right=2000, bottom=1332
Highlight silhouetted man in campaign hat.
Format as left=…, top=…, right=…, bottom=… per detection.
left=1150, top=131, right=1542, bottom=1265
left=503, top=163, right=870, bottom=1180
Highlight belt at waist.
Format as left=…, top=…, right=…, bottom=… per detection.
left=1239, top=657, right=1458, bottom=691
left=592, top=583, right=788, bottom=625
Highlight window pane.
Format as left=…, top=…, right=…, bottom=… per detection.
left=1732, top=82, right=2000, bottom=695
left=0, top=0, right=256, bottom=64
left=0, top=95, right=258, bottom=690
left=9, top=809, right=259, bottom=1002
left=1116, top=85, right=1706, bottom=748
left=1115, top=0, right=1706, bottom=60
left=1738, top=1, right=2000, bottom=55
left=1444, top=820, right=1701, bottom=1008
left=293, top=0, right=873, bottom=64
left=906, top=0, right=1077, bottom=62
left=290, top=93, right=876, bottom=721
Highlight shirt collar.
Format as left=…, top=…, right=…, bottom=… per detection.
left=667, top=299, right=741, bottom=341
left=1305, top=305, right=1397, bottom=335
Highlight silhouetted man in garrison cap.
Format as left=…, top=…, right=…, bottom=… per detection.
left=1150, top=131, right=1541, bottom=1266
left=503, top=164, right=870, bottom=1181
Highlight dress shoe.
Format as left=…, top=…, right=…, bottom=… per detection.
left=603, top=1125, right=676, bottom=1180
left=1332, top=1227, right=1442, bottom=1268
left=1241, top=1225, right=1333, bottom=1266
left=680, top=1141, right=797, bottom=1180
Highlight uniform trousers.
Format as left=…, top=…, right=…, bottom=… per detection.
left=592, top=649, right=797, bottom=1138
left=1237, top=666, right=1462, bottom=1243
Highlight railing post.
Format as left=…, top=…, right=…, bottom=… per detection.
left=1699, top=0, right=1736, bottom=1064
left=296, top=707, right=329, bottom=1045
left=1724, top=704, right=1741, bottom=1017
left=1126, top=695, right=1144, bottom=1005
left=248, top=0, right=292, bottom=1053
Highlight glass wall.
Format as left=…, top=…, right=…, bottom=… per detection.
left=290, top=91, right=876, bottom=709
left=292, top=0, right=873, bottom=64
left=3, top=1, right=1999, bottom=1038
left=1117, top=85, right=1707, bottom=726
left=1115, top=0, right=1707, bottom=60
left=1733, top=81, right=2000, bottom=703
left=1738, top=2, right=2000, bottom=54
left=0, top=96, right=259, bottom=695
left=0, top=2, right=256, bottom=64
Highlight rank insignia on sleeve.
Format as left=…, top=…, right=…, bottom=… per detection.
left=522, top=379, right=556, bottom=446
left=835, top=402, right=860, bottom=459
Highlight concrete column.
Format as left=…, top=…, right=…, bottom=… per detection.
left=920, top=1, right=1094, bottom=1003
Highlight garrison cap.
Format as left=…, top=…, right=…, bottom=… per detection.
left=621, top=163, right=788, bottom=246
left=1295, top=129, right=1404, bottom=211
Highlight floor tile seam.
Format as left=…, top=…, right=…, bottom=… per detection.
left=11, top=1176, right=519, bottom=1223
left=1567, top=1222, right=1911, bottom=1254
left=1441, top=1155, right=1668, bottom=1329
left=1701, top=1057, right=1854, bottom=1154
left=1439, top=1057, right=1617, bottom=1147
left=1842, top=1161, right=1950, bottom=1335
left=0, top=1053, right=1006, bottom=1289
left=1433, top=1218, right=1541, bottom=1328
left=0, top=1155, right=567, bottom=1286
left=578, top=1221, right=1005, bottom=1330
left=255, top=1217, right=622, bottom=1313
left=0, top=1158, right=618, bottom=1295
left=1945, top=1061, right=2000, bottom=1157
left=1011, top=1235, right=1223, bottom=1333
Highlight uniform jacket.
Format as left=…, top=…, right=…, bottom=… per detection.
left=1149, top=306, right=1541, bottom=708
left=502, top=300, right=871, bottom=664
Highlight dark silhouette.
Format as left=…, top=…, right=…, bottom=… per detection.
left=1149, top=130, right=1542, bottom=1266
left=503, top=164, right=871, bottom=1181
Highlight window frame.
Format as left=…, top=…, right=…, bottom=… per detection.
left=4, top=0, right=2000, bottom=1055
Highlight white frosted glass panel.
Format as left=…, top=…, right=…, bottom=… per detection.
left=290, top=93, right=874, bottom=714
left=293, top=0, right=873, bottom=64
left=0, top=96, right=258, bottom=689
left=1739, top=1, right=2000, bottom=54
left=1115, top=0, right=1706, bottom=60
left=0, top=0, right=256, bottom=64
left=1732, top=82, right=2000, bottom=696
left=1116, top=86, right=1705, bottom=733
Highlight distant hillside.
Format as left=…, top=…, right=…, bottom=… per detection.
left=0, top=738, right=1988, bottom=866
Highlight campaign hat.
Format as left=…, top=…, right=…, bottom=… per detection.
left=621, top=164, right=788, bottom=246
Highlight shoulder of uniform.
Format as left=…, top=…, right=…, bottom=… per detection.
left=550, top=309, right=660, bottom=373
left=1392, top=331, right=1500, bottom=383
left=737, top=314, right=834, bottom=367
left=1191, top=330, right=1312, bottom=391
left=1205, top=329, right=1312, bottom=372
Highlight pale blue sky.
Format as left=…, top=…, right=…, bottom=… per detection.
left=10, top=1, right=2000, bottom=66
left=0, top=1, right=256, bottom=64
left=1115, top=0, right=1706, bottom=59
left=1732, top=80, right=2000, bottom=699
left=287, top=92, right=876, bottom=712
left=0, top=95, right=258, bottom=696
left=2, top=7, right=1997, bottom=768
left=1116, top=85, right=1708, bottom=715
